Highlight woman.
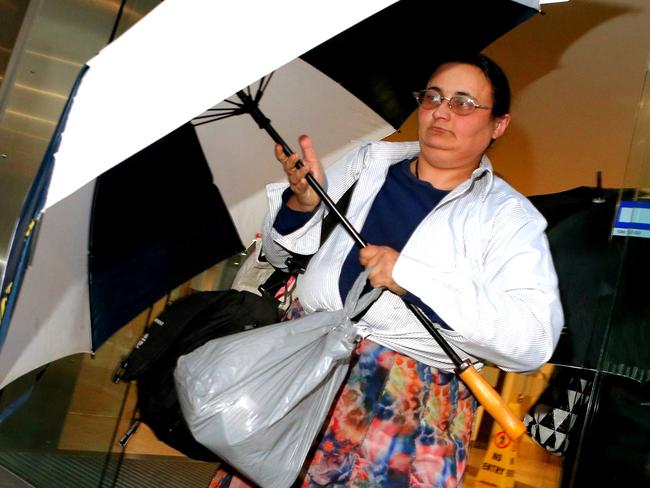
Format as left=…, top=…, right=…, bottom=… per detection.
left=212, top=54, right=563, bottom=487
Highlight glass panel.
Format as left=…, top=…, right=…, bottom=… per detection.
left=595, top=52, right=650, bottom=382
left=568, top=45, right=650, bottom=488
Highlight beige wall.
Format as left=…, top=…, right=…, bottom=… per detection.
left=389, top=0, right=650, bottom=196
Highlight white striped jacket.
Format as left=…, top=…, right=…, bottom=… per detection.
left=262, top=141, right=563, bottom=372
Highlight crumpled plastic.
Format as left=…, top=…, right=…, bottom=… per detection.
left=230, top=236, right=274, bottom=296
left=174, top=272, right=380, bottom=488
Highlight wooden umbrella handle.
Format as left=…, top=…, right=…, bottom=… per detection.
left=457, top=362, right=527, bottom=440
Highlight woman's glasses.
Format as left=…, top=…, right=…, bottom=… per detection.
left=413, top=89, right=491, bottom=116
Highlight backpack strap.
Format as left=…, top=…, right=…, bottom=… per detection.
left=258, top=181, right=358, bottom=299
left=285, top=180, right=358, bottom=274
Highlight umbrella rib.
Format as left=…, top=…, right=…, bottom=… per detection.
left=255, top=74, right=274, bottom=103
left=202, top=107, right=243, bottom=113
left=221, top=98, right=245, bottom=108
left=191, top=101, right=247, bottom=124
left=244, top=85, right=255, bottom=103
left=191, top=114, right=240, bottom=126
left=192, top=110, right=242, bottom=120
left=206, top=99, right=246, bottom=111
left=192, top=108, right=241, bottom=116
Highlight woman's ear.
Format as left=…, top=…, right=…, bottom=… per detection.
left=492, top=114, right=511, bottom=139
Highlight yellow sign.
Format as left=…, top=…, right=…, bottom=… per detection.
left=475, top=404, right=521, bottom=487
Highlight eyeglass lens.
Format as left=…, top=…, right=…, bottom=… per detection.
left=415, top=90, right=481, bottom=115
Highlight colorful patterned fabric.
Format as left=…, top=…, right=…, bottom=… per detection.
left=301, top=340, right=476, bottom=488
left=209, top=302, right=476, bottom=488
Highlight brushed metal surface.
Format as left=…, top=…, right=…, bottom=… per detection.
left=0, top=1, right=30, bottom=89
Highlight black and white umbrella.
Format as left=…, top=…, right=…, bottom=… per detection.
left=0, top=0, right=551, bottom=414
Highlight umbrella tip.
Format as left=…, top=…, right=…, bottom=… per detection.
left=592, top=170, right=606, bottom=203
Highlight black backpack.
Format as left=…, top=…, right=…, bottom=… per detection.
left=114, top=289, right=280, bottom=461
left=114, top=181, right=357, bottom=460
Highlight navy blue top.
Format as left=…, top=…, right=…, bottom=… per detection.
left=274, top=159, right=451, bottom=329
left=273, top=187, right=318, bottom=235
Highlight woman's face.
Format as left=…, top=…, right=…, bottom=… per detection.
left=417, top=62, right=510, bottom=170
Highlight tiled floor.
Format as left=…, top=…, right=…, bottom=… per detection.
left=465, top=441, right=563, bottom=488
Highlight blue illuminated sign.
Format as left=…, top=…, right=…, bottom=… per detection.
left=613, top=200, right=650, bottom=238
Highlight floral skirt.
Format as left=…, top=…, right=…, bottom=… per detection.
left=210, top=300, right=476, bottom=488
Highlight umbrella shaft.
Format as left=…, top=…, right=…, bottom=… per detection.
left=303, top=171, right=366, bottom=247
left=240, top=90, right=367, bottom=246
left=404, top=300, right=463, bottom=366
left=296, top=165, right=464, bottom=367
left=236, top=88, right=462, bottom=367
left=298, top=165, right=464, bottom=366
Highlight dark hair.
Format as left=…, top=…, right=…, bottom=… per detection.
left=428, top=53, right=511, bottom=117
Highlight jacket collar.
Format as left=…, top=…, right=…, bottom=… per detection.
left=360, top=141, right=495, bottom=200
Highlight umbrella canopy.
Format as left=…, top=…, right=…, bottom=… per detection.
left=530, top=186, right=650, bottom=382
left=191, top=58, right=396, bottom=245
left=529, top=186, right=619, bottom=370
left=300, top=0, right=538, bottom=130
left=0, top=0, right=542, bottom=389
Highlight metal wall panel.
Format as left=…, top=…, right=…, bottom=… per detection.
left=0, top=1, right=30, bottom=87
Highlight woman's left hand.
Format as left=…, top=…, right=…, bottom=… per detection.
left=359, top=245, right=406, bottom=296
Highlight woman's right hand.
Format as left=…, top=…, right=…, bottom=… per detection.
left=275, top=135, right=324, bottom=212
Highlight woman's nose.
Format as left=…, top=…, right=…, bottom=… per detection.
left=433, top=99, right=452, bottom=119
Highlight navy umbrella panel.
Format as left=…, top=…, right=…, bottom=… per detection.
left=89, top=124, right=244, bottom=349
left=300, top=0, right=537, bottom=130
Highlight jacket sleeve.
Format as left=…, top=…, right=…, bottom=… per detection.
left=260, top=181, right=326, bottom=270
left=260, top=143, right=368, bottom=270
left=393, top=200, right=564, bottom=372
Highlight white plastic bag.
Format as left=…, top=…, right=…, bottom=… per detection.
left=230, top=235, right=297, bottom=310
left=174, top=272, right=380, bottom=488
left=230, top=235, right=275, bottom=295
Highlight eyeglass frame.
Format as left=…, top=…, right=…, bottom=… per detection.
left=413, top=88, right=491, bottom=115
